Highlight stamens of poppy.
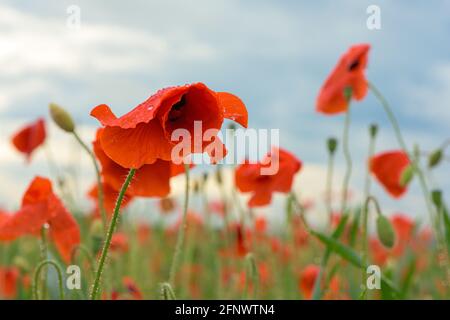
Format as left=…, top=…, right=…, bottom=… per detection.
left=169, top=94, right=187, bottom=122
left=348, top=59, right=360, bottom=71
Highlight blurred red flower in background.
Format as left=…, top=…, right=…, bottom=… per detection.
left=0, top=177, right=80, bottom=263
left=0, top=267, right=19, bottom=299
left=90, top=83, right=247, bottom=168
left=235, top=148, right=302, bottom=207
left=370, top=150, right=411, bottom=198
left=11, top=118, right=46, bottom=162
left=316, top=44, right=370, bottom=114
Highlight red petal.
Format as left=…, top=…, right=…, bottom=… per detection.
left=217, top=92, right=248, bottom=128
left=11, top=118, right=46, bottom=160
left=100, top=120, right=172, bottom=169
left=48, top=195, right=80, bottom=263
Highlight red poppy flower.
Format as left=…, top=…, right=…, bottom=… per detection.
left=316, top=44, right=370, bottom=114
left=298, top=265, right=320, bottom=299
left=0, top=267, right=19, bottom=299
left=90, top=83, right=248, bottom=169
left=370, top=150, right=411, bottom=198
left=11, top=118, right=46, bottom=161
left=93, top=128, right=190, bottom=198
left=235, top=148, right=302, bottom=207
left=0, top=177, right=80, bottom=263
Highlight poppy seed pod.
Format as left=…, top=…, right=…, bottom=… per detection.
left=376, top=215, right=395, bottom=248
left=327, top=138, right=338, bottom=155
left=428, top=149, right=443, bottom=168
left=49, top=103, right=75, bottom=133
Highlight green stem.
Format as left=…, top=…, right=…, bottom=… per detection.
left=369, top=82, right=450, bottom=286
left=168, top=164, right=191, bottom=288
left=312, top=105, right=352, bottom=300
left=89, top=168, right=136, bottom=300
left=39, top=226, right=48, bottom=299
left=340, top=106, right=352, bottom=214
left=73, top=131, right=107, bottom=232
left=33, top=260, right=64, bottom=300
left=361, top=129, right=376, bottom=298
left=326, top=152, right=335, bottom=229
left=71, top=244, right=96, bottom=277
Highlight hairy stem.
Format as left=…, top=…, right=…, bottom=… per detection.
left=73, top=131, right=107, bottom=232
left=33, top=260, right=64, bottom=300
left=168, top=164, right=191, bottom=289
left=89, top=168, right=136, bottom=300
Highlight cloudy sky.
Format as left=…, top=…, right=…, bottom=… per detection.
left=0, top=0, right=448, bottom=223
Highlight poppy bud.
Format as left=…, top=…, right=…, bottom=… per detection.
left=376, top=215, right=395, bottom=248
left=49, top=103, right=75, bottom=133
left=428, top=149, right=443, bottom=168
left=369, top=124, right=378, bottom=138
left=90, top=219, right=104, bottom=252
left=431, top=189, right=442, bottom=207
left=216, top=168, right=223, bottom=185
left=327, top=138, right=338, bottom=155
left=193, top=180, right=200, bottom=194
left=13, top=256, right=30, bottom=272
left=399, top=165, right=414, bottom=187
left=202, top=172, right=209, bottom=184
left=160, top=282, right=176, bottom=300
left=245, top=253, right=258, bottom=283
left=343, top=87, right=353, bottom=102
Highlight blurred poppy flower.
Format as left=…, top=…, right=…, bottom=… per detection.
left=254, top=216, right=267, bottom=233
left=370, top=150, right=411, bottom=198
left=0, top=267, right=19, bottom=299
left=90, top=83, right=248, bottom=169
left=235, top=148, right=302, bottom=207
left=0, top=177, right=80, bottom=263
left=122, top=277, right=143, bottom=300
left=88, top=181, right=134, bottom=216
left=316, top=44, right=370, bottom=114
left=299, top=265, right=320, bottom=299
left=93, top=128, right=188, bottom=198
left=11, top=118, right=46, bottom=162
left=110, top=232, right=129, bottom=253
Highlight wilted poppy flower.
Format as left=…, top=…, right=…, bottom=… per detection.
left=93, top=128, right=190, bottom=198
left=0, top=177, right=80, bottom=263
left=11, top=118, right=46, bottom=161
left=370, top=150, right=411, bottom=198
left=90, top=83, right=248, bottom=168
left=0, top=267, right=19, bottom=299
left=316, top=44, right=370, bottom=114
left=235, top=148, right=302, bottom=207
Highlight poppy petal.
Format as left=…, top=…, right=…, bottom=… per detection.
left=100, top=120, right=172, bottom=169
left=48, top=195, right=80, bottom=263
left=217, top=92, right=248, bottom=128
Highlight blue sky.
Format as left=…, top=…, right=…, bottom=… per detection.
left=0, top=1, right=448, bottom=222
